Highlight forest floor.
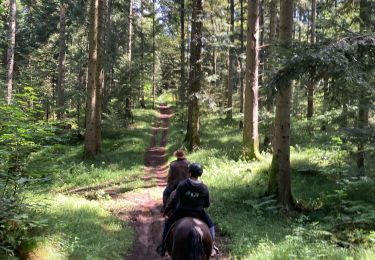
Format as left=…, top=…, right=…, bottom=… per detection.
left=19, top=99, right=375, bottom=259
left=72, top=104, right=228, bottom=259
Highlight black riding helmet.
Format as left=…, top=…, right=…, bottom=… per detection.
left=189, top=163, right=203, bottom=177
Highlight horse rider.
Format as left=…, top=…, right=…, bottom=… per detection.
left=161, top=149, right=190, bottom=212
left=157, top=163, right=219, bottom=257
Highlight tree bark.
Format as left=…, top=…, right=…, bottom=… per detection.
left=307, top=0, right=317, bottom=119
left=6, top=0, right=16, bottom=105
left=357, top=0, right=371, bottom=171
left=186, top=0, right=203, bottom=151
left=266, top=0, right=278, bottom=112
left=268, top=0, right=295, bottom=211
left=95, top=0, right=104, bottom=151
left=140, top=0, right=146, bottom=108
left=103, top=0, right=113, bottom=112
left=85, top=0, right=103, bottom=157
left=179, top=0, right=186, bottom=109
left=128, top=0, right=133, bottom=91
left=243, top=0, right=261, bottom=160
left=152, top=0, right=156, bottom=109
left=269, top=0, right=277, bottom=43
left=239, top=0, right=244, bottom=129
left=226, top=0, right=235, bottom=120
left=57, top=1, right=66, bottom=120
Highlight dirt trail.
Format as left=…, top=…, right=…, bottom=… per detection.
left=123, top=104, right=172, bottom=260
left=111, top=104, right=227, bottom=259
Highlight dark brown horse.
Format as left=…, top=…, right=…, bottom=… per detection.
left=166, top=217, right=213, bottom=260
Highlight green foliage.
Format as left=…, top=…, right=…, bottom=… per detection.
left=167, top=112, right=375, bottom=258
left=24, top=194, right=133, bottom=259
left=268, top=35, right=375, bottom=98
left=0, top=102, right=51, bottom=256
left=0, top=89, right=81, bottom=256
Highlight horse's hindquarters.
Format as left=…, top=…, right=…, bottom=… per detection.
left=167, top=217, right=212, bottom=260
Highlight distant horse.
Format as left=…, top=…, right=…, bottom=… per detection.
left=166, top=217, right=213, bottom=260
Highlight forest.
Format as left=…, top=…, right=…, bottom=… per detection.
left=0, top=0, right=374, bottom=259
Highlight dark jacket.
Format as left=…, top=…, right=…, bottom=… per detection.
left=166, top=178, right=210, bottom=212
left=167, top=158, right=190, bottom=187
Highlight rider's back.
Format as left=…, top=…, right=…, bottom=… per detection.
left=175, top=178, right=210, bottom=210
left=167, top=158, right=190, bottom=187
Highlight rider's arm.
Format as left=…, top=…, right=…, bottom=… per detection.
left=164, top=182, right=182, bottom=215
left=166, top=167, right=173, bottom=185
left=203, top=185, right=210, bottom=208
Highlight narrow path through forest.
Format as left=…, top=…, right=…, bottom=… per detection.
left=120, top=104, right=228, bottom=259
left=123, top=104, right=172, bottom=260
left=72, top=104, right=229, bottom=259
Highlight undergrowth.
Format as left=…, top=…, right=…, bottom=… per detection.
left=167, top=111, right=375, bottom=259
left=1, top=108, right=155, bottom=258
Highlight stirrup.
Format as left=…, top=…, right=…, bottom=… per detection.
left=156, top=244, right=166, bottom=257
left=211, top=244, right=220, bottom=256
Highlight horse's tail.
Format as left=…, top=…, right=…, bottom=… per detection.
left=188, top=227, right=205, bottom=260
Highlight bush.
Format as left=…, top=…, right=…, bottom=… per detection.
left=0, top=101, right=55, bottom=256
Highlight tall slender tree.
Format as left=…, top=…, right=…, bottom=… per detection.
left=57, top=0, right=66, bottom=119
left=152, top=0, right=156, bottom=109
left=179, top=0, right=186, bottom=109
left=243, top=0, right=261, bottom=159
left=357, top=0, right=371, bottom=171
left=269, top=0, right=277, bottom=43
left=239, top=0, right=245, bottom=129
left=85, top=0, right=104, bottom=157
left=6, top=0, right=16, bottom=105
left=128, top=0, right=133, bottom=92
left=307, top=0, right=317, bottom=119
left=186, top=0, right=203, bottom=151
left=268, top=0, right=295, bottom=211
left=103, top=0, right=114, bottom=111
left=226, top=0, right=235, bottom=120
left=140, top=0, right=146, bottom=108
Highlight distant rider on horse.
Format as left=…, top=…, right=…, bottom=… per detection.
left=157, top=163, right=218, bottom=257
left=161, top=149, right=190, bottom=212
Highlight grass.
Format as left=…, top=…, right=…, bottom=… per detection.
left=20, top=108, right=159, bottom=259
left=27, top=108, right=157, bottom=191
left=18, top=102, right=375, bottom=259
left=23, top=194, right=133, bottom=260
left=166, top=111, right=375, bottom=259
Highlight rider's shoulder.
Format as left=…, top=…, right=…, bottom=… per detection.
left=170, top=159, right=179, bottom=165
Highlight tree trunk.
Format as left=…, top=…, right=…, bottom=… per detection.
left=186, top=0, right=203, bottom=151
left=243, top=0, right=260, bottom=159
left=140, top=0, right=146, bottom=108
left=298, top=7, right=302, bottom=42
left=226, top=0, right=235, bottom=120
left=357, top=0, right=371, bottom=171
left=269, top=0, right=277, bottom=42
left=57, top=1, right=66, bottom=120
left=152, top=0, right=156, bottom=109
left=266, top=0, right=278, bottom=112
left=95, top=0, right=104, bottom=151
left=180, top=0, right=186, bottom=109
left=239, top=0, right=244, bottom=129
left=6, top=0, right=16, bottom=105
left=128, top=0, right=133, bottom=91
left=259, top=1, right=264, bottom=87
left=269, top=0, right=295, bottom=211
left=307, top=0, right=316, bottom=119
left=85, top=0, right=103, bottom=157
left=103, top=0, right=113, bottom=112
